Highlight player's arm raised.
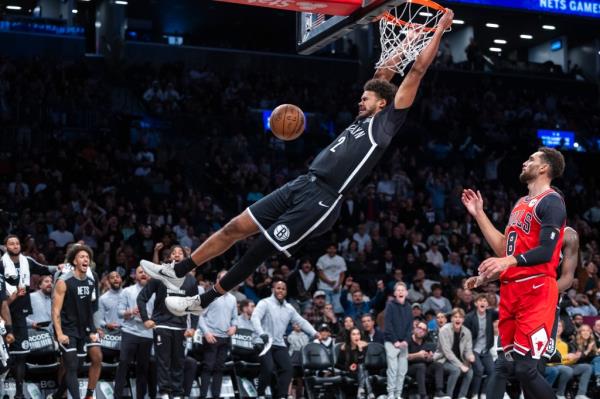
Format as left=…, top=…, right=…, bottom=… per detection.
left=557, top=227, right=579, bottom=293
left=462, top=189, right=505, bottom=256
left=393, top=9, right=453, bottom=109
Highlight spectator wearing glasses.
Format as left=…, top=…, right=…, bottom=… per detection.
left=407, top=321, right=446, bottom=399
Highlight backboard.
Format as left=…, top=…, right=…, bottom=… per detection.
left=296, top=0, right=407, bottom=55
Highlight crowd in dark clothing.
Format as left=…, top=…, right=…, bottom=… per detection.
left=1, top=56, right=600, bottom=397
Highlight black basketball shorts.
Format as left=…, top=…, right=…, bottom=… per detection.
left=247, top=174, right=342, bottom=257
left=59, top=334, right=101, bottom=358
left=543, top=296, right=562, bottom=359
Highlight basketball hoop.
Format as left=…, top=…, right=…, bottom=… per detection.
left=375, top=0, right=448, bottom=75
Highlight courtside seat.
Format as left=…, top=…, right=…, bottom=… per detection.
left=364, top=342, right=387, bottom=386
left=302, top=343, right=343, bottom=399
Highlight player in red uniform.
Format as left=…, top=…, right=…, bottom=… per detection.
left=462, top=147, right=566, bottom=399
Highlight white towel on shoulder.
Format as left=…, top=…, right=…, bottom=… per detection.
left=1, top=252, right=29, bottom=295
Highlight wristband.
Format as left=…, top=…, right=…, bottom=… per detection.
left=5, top=324, right=12, bottom=334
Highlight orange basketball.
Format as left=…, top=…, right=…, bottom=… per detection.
left=269, top=104, right=305, bottom=141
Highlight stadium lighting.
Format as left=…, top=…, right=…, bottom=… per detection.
left=494, top=39, right=507, bottom=44
left=489, top=47, right=502, bottom=53
left=486, top=23, right=499, bottom=28
left=72, top=9, right=78, bottom=14
left=542, top=25, right=556, bottom=30
left=115, top=0, right=128, bottom=5
left=520, top=34, right=533, bottom=39
left=6, top=5, right=22, bottom=10
left=419, top=12, right=433, bottom=17
left=453, top=19, right=465, bottom=25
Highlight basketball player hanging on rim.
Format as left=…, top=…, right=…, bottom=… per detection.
left=141, top=9, right=455, bottom=317
left=461, top=148, right=567, bottom=399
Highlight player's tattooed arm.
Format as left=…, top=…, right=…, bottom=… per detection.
left=464, top=271, right=501, bottom=290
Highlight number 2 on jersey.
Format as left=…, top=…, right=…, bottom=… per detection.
left=506, top=231, right=517, bottom=256
left=330, top=136, right=346, bottom=153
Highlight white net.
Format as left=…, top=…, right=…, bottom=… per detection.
left=376, top=0, right=447, bottom=75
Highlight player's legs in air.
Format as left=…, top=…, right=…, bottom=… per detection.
left=143, top=174, right=342, bottom=315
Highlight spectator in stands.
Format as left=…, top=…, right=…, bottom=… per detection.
left=361, top=314, right=384, bottom=344
left=577, top=260, right=599, bottom=295
left=287, top=257, right=318, bottom=311
left=407, top=276, right=427, bottom=303
left=464, top=293, right=496, bottom=399
left=425, top=241, right=445, bottom=271
left=27, top=275, right=52, bottom=330
left=583, top=200, right=600, bottom=225
left=434, top=308, right=474, bottom=399
left=386, top=268, right=406, bottom=296
left=115, top=265, right=154, bottom=399
left=567, top=293, right=598, bottom=317
left=549, top=320, right=592, bottom=399
left=353, top=224, right=372, bottom=252
left=455, top=289, right=475, bottom=313
left=303, top=290, right=338, bottom=332
left=576, top=323, right=600, bottom=388
left=338, top=316, right=356, bottom=342
left=316, top=244, right=347, bottom=314
left=314, top=323, right=335, bottom=357
left=198, top=270, right=238, bottom=399
left=414, top=268, right=439, bottom=294
left=48, top=218, right=74, bottom=249
left=287, top=322, right=309, bottom=357
left=340, top=279, right=385, bottom=321
left=407, top=320, right=446, bottom=399
left=422, top=284, right=452, bottom=315
left=440, top=252, right=466, bottom=279
left=412, top=303, right=424, bottom=321
left=336, top=327, right=374, bottom=399
left=593, top=319, right=600, bottom=348
left=384, top=281, right=413, bottom=399
left=379, top=249, right=399, bottom=276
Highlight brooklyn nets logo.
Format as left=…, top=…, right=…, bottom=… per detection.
left=274, top=224, right=290, bottom=241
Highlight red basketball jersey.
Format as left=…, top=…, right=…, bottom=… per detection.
left=501, top=189, right=565, bottom=281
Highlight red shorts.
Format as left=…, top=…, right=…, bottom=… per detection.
left=498, top=274, right=558, bottom=359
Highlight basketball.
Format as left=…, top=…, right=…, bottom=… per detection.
left=269, top=104, right=305, bottom=141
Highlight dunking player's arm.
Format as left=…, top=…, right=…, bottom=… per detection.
left=373, top=9, right=454, bottom=109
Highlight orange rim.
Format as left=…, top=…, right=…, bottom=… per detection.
left=379, top=0, right=446, bottom=32
left=407, top=0, right=446, bottom=12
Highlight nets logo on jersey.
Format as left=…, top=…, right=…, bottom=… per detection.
left=274, top=224, right=290, bottom=241
left=77, top=286, right=91, bottom=299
